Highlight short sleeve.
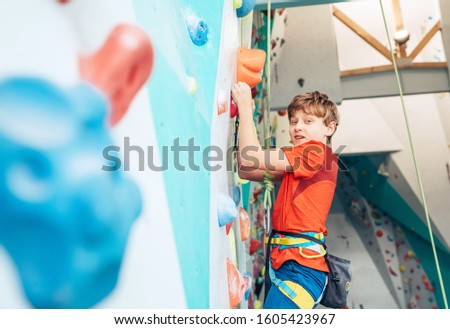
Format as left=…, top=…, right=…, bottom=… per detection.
left=282, top=140, right=326, bottom=179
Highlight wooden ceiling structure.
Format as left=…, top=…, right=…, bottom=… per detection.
left=255, top=0, right=450, bottom=100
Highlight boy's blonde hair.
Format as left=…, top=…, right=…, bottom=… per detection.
left=287, top=91, right=340, bottom=144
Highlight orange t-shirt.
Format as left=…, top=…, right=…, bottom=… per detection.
left=270, top=140, right=339, bottom=272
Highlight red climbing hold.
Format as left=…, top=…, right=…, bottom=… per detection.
left=80, top=24, right=154, bottom=126
left=249, top=238, right=261, bottom=255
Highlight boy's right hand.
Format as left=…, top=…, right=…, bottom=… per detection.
left=231, top=82, right=253, bottom=116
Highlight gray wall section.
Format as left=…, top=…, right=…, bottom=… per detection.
left=269, top=5, right=342, bottom=109
left=341, top=67, right=450, bottom=100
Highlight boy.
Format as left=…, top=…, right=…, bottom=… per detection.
left=231, top=82, right=340, bottom=309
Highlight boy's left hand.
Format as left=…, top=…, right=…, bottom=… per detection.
left=231, top=82, right=253, bottom=116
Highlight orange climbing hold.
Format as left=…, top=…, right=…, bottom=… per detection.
left=80, top=24, right=154, bottom=126
left=236, top=47, right=266, bottom=88
left=227, top=258, right=246, bottom=309
left=239, top=207, right=250, bottom=241
left=217, top=90, right=227, bottom=115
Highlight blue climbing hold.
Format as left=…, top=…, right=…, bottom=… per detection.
left=218, top=192, right=237, bottom=227
left=186, top=15, right=209, bottom=46
left=232, top=186, right=241, bottom=206
left=243, top=272, right=253, bottom=300
left=236, top=0, right=256, bottom=18
left=0, top=77, right=141, bottom=308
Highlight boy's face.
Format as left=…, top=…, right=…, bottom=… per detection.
left=289, top=109, right=335, bottom=146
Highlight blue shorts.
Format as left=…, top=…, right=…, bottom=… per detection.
left=263, top=261, right=327, bottom=309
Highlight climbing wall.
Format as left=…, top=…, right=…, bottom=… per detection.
left=371, top=94, right=450, bottom=248
left=337, top=168, right=439, bottom=308
left=0, top=0, right=149, bottom=308
left=1, top=0, right=448, bottom=310
left=0, top=0, right=261, bottom=309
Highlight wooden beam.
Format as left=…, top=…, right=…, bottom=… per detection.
left=409, top=20, right=442, bottom=60
left=391, top=0, right=404, bottom=31
left=332, top=5, right=393, bottom=62
left=341, top=64, right=394, bottom=77
left=340, top=62, right=448, bottom=77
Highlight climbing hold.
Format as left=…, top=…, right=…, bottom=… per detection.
left=186, top=15, right=209, bottom=46
left=232, top=186, right=241, bottom=206
left=256, top=209, right=263, bottom=224
left=239, top=207, right=250, bottom=241
left=228, top=227, right=238, bottom=266
left=233, top=0, right=243, bottom=9
left=226, top=221, right=233, bottom=235
left=254, top=299, right=262, bottom=309
left=376, top=230, right=383, bottom=238
left=185, top=76, right=198, bottom=95
left=251, top=86, right=258, bottom=98
left=249, top=237, right=261, bottom=255
left=399, top=264, right=406, bottom=272
left=278, top=110, right=287, bottom=116
left=248, top=293, right=254, bottom=308
left=227, top=258, right=246, bottom=308
left=237, top=47, right=266, bottom=88
left=297, top=78, right=305, bottom=87
left=236, top=0, right=256, bottom=18
left=389, top=267, right=398, bottom=276
left=230, top=95, right=239, bottom=118
left=217, top=89, right=227, bottom=115
left=371, top=211, right=381, bottom=219
left=253, top=187, right=262, bottom=201
left=0, top=77, right=141, bottom=308
left=237, top=177, right=249, bottom=185
left=243, top=272, right=253, bottom=300
left=80, top=24, right=154, bottom=126
left=218, top=192, right=237, bottom=227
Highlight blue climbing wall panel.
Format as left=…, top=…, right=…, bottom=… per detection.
left=133, top=0, right=224, bottom=308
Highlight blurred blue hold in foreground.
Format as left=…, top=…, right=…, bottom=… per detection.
left=0, top=77, right=142, bottom=308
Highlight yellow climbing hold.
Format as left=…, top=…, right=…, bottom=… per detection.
left=185, top=76, right=197, bottom=95
left=400, top=264, right=406, bottom=273
left=233, top=0, right=243, bottom=9
left=237, top=177, right=249, bottom=185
